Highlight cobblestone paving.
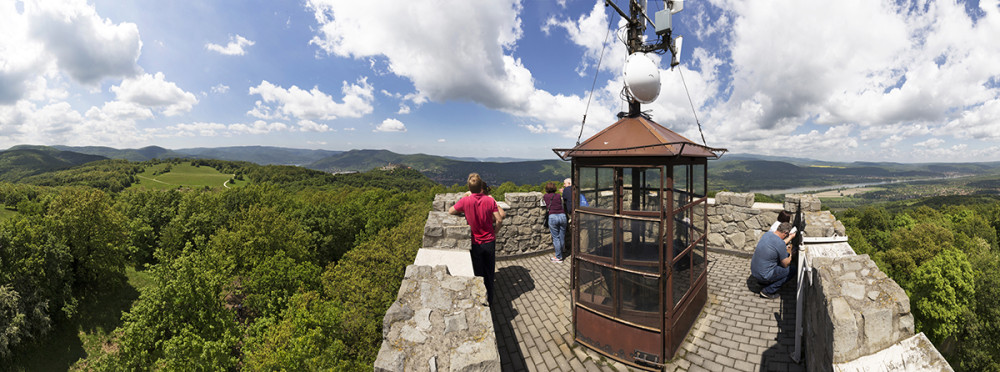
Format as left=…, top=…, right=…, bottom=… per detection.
left=493, top=252, right=804, bottom=372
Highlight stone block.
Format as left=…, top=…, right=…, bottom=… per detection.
left=730, top=231, right=746, bottom=249
left=450, top=340, right=501, bottom=372
left=785, top=194, right=821, bottom=212
left=863, top=308, right=892, bottom=347
left=375, top=344, right=406, bottom=372
left=717, top=191, right=755, bottom=207
left=831, top=296, right=859, bottom=361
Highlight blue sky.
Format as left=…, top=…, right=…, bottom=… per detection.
left=1, top=0, right=999, bottom=162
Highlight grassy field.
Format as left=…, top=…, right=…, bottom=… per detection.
left=0, top=207, right=17, bottom=220
left=5, top=267, right=155, bottom=371
left=130, top=162, right=245, bottom=190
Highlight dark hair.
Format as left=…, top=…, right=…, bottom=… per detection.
left=482, top=182, right=491, bottom=195
left=778, top=210, right=792, bottom=223
left=545, top=182, right=557, bottom=193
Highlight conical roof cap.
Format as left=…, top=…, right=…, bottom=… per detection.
left=553, top=116, right=726, bottom=160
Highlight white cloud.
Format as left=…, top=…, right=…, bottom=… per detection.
left=343, top=127, right=355, bottom=131
left=298, top=119, right=331, bottom=132
left=307, top=0, right=524, bottom=108
left=305, top=0, right=598, bottom=136
left=229, top=120, right=288, bottom=134
left=397, top=104, right=410, bottom=114
left=164, top=122, right=228, bottom=137
left=205, top=34, right=255, bottom=56
left=437, top=138, right=445, bottom=143
left=111, top=72, right=199, bottom=116
left=375, top=118, right=406, bottom=132
left=211, top=84, right=230, bottom=94
left=25, top=0, right=142, bottom=85
left=942, top=98, right=1000, bottom=141
left=914, top=138, right=945, bottom=148
left=248, top=78, right=374, bottom=121
left=543, top=2, right=619, bottom=75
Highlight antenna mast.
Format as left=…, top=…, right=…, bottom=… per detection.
left=605, top=0, right=684, bottom=117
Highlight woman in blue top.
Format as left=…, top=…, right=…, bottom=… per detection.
left=544, top=182, right=568, bottom=262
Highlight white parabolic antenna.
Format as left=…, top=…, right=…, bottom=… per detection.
left=623, top=52, right=661, bottom=104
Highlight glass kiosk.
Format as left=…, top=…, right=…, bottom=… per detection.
left=554, top=115, right=725, bottom=370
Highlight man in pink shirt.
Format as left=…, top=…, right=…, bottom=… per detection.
left=449, top=173, right=505, bottom=305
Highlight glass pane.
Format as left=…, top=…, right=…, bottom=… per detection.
left=619, top=271, right=661, bottom=329
left=579, top=167, right=613, bottom=210
left=622, top=167, right=662, bottom=212
left=692, top=163, right=706, bottom=197
left=671, top=207, right=692, bottom=260
left=672, top=165, right=690, bottom=210
left=578, top=260, right=614, bottom=309
left=693, top=240, right=707, bottom=280
left=671, top=248, right=692, bottom=308
left=578, top=213, right=613, bottom=259
left=621, top=218, right=659, bottom=274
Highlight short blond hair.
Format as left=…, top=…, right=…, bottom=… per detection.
left=467, top=173, right=483, bottom=194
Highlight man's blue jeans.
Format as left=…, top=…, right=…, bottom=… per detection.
left=548, top=213, right=568, bottom=259
left=759, top=265, right=790, bottom=295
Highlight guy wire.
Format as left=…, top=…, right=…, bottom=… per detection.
left=678, top=66, right=708, bottom=147
left=577, top=19, right=615, bottom=146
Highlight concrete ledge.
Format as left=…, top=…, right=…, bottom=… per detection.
left=413, top=248, right=474, bottom=277
left=834, top=332, right=954, bottom=372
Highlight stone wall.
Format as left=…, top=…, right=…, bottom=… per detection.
left=429, top=192, right=553, bottom=257
left=707, top=192, right=845, bottom=252
left=374, top=265, right=499, bottom=372
left=802, top=238, right=952, bottom=371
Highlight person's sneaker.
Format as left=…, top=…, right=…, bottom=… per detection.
left=551, top=257, right=563, bottom=262
left=759, top=291, right=779, bottom=299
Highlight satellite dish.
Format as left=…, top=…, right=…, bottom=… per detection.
left=623, top=53, right=661, bottom=104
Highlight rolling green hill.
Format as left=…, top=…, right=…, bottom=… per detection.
left=175, top=146, right=341, bottom=165
left=0, top=147, right=106, bottom=182
left=52, top=145, right=180, bottom=161
left=305, top=149, right=570, bottom=186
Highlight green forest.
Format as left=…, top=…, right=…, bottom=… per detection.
left=2, top=152, right=997, bottom=371
left=0, top=159, right=451, bottom=370
left=838, top=200, right=1000, bottom=371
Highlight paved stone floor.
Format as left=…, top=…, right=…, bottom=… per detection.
left=492, top=252, right=804, bottom=372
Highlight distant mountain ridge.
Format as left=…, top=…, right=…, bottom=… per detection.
left=0, top=146, right=107, bottom=182
left=7, top=145, right=1000, bottom=190
left=304, top=149, right=569, bottom=186
left=49, top=145, right=341, bottom=165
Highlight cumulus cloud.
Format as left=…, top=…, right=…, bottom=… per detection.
left=248, top=78, right=374, bottom=121
left=205, top=34, right=255, bottom=56
left=161, top=120, right=293, bottom=137
left=375, top=118, right=406, bottom=132
left=689, top=0, right=1000, bottom=158
left=298, top=119, right=332, bottom=132
left=305, top=0, right=602, bottom=136
left=25, top=0, right=141, bottom=85
left=229, top=120, right=288, bottom=134
left=211, top=84, right=230, bottom=94
left=111, top=72, right=199, bottom=116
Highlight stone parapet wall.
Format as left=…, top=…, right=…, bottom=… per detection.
left=804, top=253, right=915, bottom=369
left=375, top=265, right=499, bottom=372
left=708, top=192, right=845, bottom=252
left=430, top=192, right=553, bottom=257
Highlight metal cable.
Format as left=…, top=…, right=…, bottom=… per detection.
left=678, top=66, right=708, bottom=147
left=577, top=20, right=616, bottom=146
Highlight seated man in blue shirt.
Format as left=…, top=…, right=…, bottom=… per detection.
left=750, top=222, right=796, bottom=299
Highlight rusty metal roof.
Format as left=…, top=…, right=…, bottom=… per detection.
left=553, top=116, right=726, bottom=160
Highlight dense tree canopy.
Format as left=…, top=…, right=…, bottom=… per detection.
left=839, top=202, right=1000, bottom=371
